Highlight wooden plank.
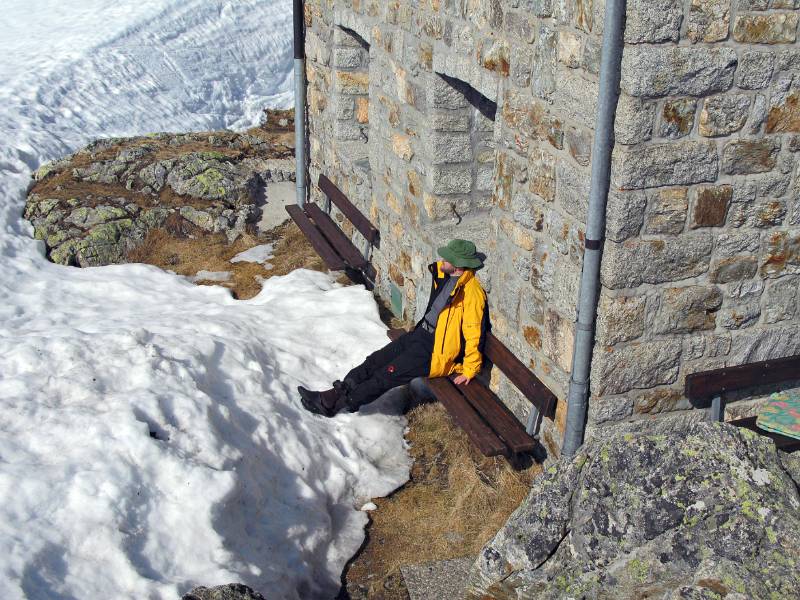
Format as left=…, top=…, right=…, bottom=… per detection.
left=304, top=203, right=368, bottom=270
left=459, top=382, right=537, bottom=454
left=427, top=377, right=508, bottom=457
left=729, top=416, right=800, bottom=451
left=319, top=174, right=380, bottom=245
left=685, top=355, right=800, bottom=399
left=484, top=333, right=558, bottom=419
left=285, top=205, right=346, bottom=271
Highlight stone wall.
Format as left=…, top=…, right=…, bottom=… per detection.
left=304, top=0, right=800, bottom=457
left=589, top=0, right=800, bottom=429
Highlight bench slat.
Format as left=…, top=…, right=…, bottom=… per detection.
left=285, top=205, right=346, bottom=271
left=729, top=416, right=800, bottom=451
left=685, top=355, right=800, bottom=399
left=319, top=174, right=379, bottom=245
left=427, top=377, right=508, bottom=457
left=459, top=382, right=537, bottom=454
left=304, top=203, right=368, bottom=270
left=484, top=333, right=557, bottom=419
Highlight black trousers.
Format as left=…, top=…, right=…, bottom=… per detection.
left=344, top=327, right=435, bottom=409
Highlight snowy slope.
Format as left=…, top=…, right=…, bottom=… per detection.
left=0, top=2, right=411, bottom=598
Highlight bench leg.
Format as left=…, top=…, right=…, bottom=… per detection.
left=709, top=395, right=725, bottom=422
left=526, top=406, right=541, bottom=438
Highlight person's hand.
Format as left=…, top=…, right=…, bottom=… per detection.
left=453, top=374, right=471, bottom=386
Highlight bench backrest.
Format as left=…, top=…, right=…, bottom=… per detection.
left=318, top=174, right=379, bottom=246
left=685, top=354, right=800, bottom=400
left=484, top=332, right=558, bottom=419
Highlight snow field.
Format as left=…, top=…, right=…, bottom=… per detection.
left=0, top=1, right=412, bottom=598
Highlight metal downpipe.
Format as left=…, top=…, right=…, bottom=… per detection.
left=561, top=0, right=626, bottom=457
left=293, top=0, right=307, bottom=207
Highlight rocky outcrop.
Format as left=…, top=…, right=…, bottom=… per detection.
left=466, top=420, right=800, bottom=599
left=181, top=583, right=266, bottom=600
left=25, top=122, right=294, bottom=267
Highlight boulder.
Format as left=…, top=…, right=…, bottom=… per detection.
left=466, top=420, right=800, bottom=599
left=181, top=583, right=266, bottom=600
left=24, top=126, right=294, bottom=267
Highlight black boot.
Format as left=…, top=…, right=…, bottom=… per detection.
left=298, top=386, right=348, bottom=417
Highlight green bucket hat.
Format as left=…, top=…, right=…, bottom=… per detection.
left=438, top=239, right=483, bottom=269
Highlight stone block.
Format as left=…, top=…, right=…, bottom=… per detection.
left=719, top=302, right=761, bottom=330
left=543, top=309, right=574, bottom=373
left=729, top=199, right=787, bottom=228
left=763, top=276, right=799, bottom=323
left=333, top=48, right=363, bottom=69
left=621, top=47, right=737, bottom=97
left=591, top=340, right=682, bottom=396
left=529, top=151, right=557, bottom=203
left=736, top=51, right=776, bottom=89
left=726, top=322, right=800, bottom=365
left=558, top=30, right=582, bottom=68
left=335, top=71, right=370, bottom=94
left=532, top=24, right=557, bottom=100
left=715, top=231, right=761, bottom=256
left=505, top=11, right=535, bottom=44
left=698, top=94, right=751, bottom=137
left=482, top=40, right=510, bottom=77
left=565, top=125, right=592, bottom=166
left=689, top=185, right=732, bottom=228
left=556, top=161, right=590, bottom=222
left=766, top=90, right=800, bottom=133
left=427, top=132, right=472, bottom=164
left=601, top=233, right=713, bottom=288
left=760, top=230, right=800, bottom=277
left=615, top=95, right=655, bottom=145
left=476, top=165, right=495, bottom=192
left=391, top=133, right=414, bottom=161
left=552, top=68, right=598, bottom=127
left=510, top=47, right=533, bottom=88
left=709, top=255, right=758, bottom=283
left=632, top=388, right=688, bottom=415
left=645, top=187, right=688, bottom=235
left=613, top=141, right=718, bottom=189
left=625, top=0, right=683, bottom=43
left=606, top=190, right=647, bottom=241
left=429, top=74, right=468, bottom=109
left=431, top=111, right=470, bottom=132
left=747, top=94, right=769, bottom=134
left=596, top=294, right=647, bottom=345
left=654, top=286, right=723, bottom=334
left=335, top=97, right=355, bottom=120
left=355, top=98, right=369, bottom=124
left=500, top=217, right=535, bottom=251
left=733, top=13, right=799, bottom=44
left=721, top=139, right=780, bottom=175
left=687, top=0, right=731, bottom=43
left=581, top=38, right=602, bottom=75
left=334, top=121, right=366, bottom=141
left=429, top=165, right=472, bottom=194
left=588, top=395, right=634, bottom=424
left=659, top=98, right=697, bottom=139
left=501, top=92, right=565, bottom=151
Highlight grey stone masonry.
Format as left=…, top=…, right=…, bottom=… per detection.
left=305, top=0, right=800, bottom=458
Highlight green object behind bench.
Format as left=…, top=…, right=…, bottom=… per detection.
left=757, top=389, right=800, bottom=441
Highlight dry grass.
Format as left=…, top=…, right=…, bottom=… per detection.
left=128, top=220, right=326, bottom=299
left=342, top=403, right=540, bottom=599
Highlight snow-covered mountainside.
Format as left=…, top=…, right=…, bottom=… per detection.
left=0, top=2, right=411, bottom=598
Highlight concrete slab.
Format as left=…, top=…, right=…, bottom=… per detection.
left=257, top=181, right=296, bottom=233
left=400, top=557, right=475, bottom=600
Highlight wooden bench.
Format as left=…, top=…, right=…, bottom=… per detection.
left=389, top=328, right=557, bottom=467
left=286, top=174, right=379, bottom=288
left=685, top=355, right=800, bottom=452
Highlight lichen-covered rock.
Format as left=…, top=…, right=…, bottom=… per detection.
left=181, top=583, right=266, bottom=600
left=466, top=421, right=800, bottom=599
left=24, top=126, right=294, bottom=267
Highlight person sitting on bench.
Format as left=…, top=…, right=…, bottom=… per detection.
left=298, top=239, right=489, bottom=417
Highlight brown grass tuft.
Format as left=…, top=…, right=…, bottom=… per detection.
left=342, top=402, right=540, bottom=599
left=128, top=220, right=326, bottom=299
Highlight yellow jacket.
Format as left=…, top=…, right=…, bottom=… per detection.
left=426, top=262, right=489, bottom=379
